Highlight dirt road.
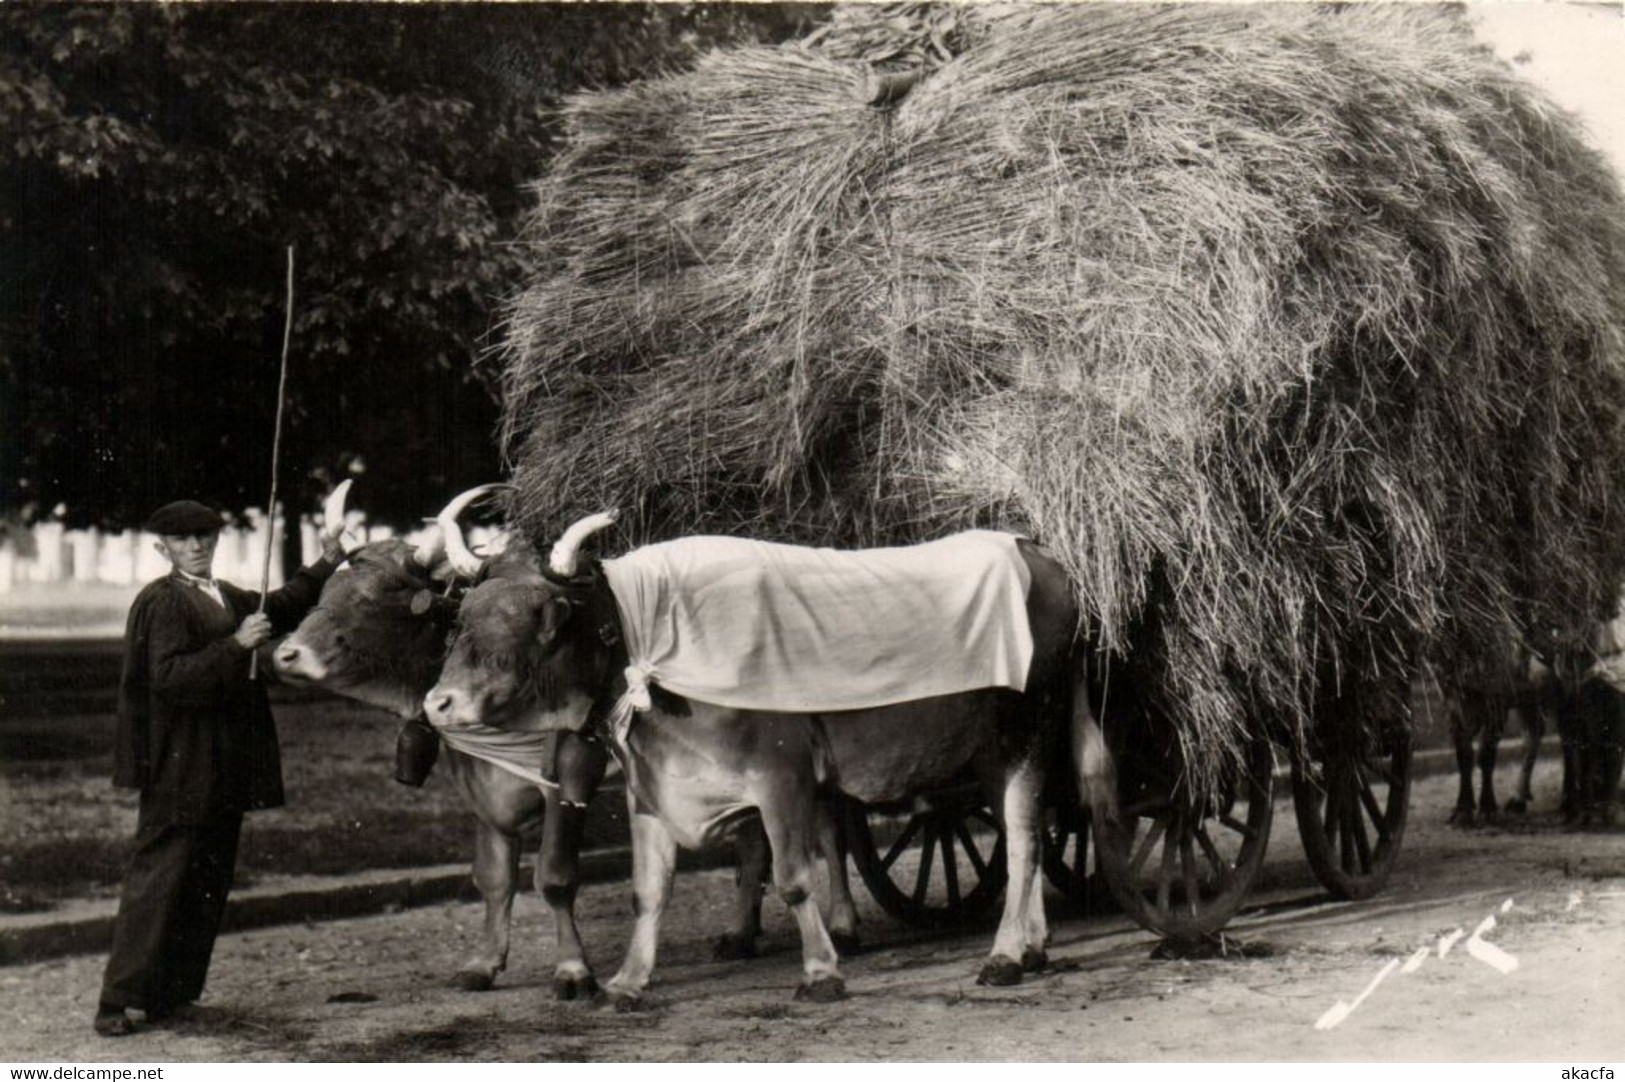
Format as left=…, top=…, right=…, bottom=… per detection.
left=3, top=768, right=1622, bottom=1063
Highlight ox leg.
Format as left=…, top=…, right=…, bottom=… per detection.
left=818, top=799, right=861, bottom=955
left=1558, top=693, right=1585, bottom=825
left=980, top=759, right=1046, bottom=986
left=1022, top=864, right=1049, bottom=971
left=714, top=819, right=768, bottom=962
left=1508, top=689, right=1545, bottom=815
left=760, top=790, right=844, bottom=1003
left=539, top=734, right=609, bottom=1001
left=1072, top=667, right=1119, bottom=825
left=539, top=727, right=611, bottom=1000
left=1448, top=695, right=1478, bottom=826
left=1597, top=686, right=1625, bottom=827
left=537, top=795, right=596, bottom=1000
left=456, top=819, right=519, bottom=991
left=1474, top=693, right=1506, bottom=824
left=1577, top=680, right=1625, bottom=828
left=601, top=805, right=678, bottom=1010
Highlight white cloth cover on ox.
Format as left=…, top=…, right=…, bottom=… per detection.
left=600, top=530, right=1035, bottom=740
left=429, top=720, right=558, bottom=791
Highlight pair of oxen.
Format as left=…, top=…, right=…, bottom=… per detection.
left=1446, top=635, right=1625, bottom=830
left=273, top=485, right=1109, bottom=1006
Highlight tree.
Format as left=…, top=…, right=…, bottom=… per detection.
left=0, top=3, right=818, bottom=533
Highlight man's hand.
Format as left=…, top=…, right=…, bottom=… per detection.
left=234, top=613, right=274, bottom=650
left=319, top=524, right=361, bottom=563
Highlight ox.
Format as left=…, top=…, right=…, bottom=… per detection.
left=271, top=488, right=822, bottom=998
left=1564, top=610, right=1625, bottom=827
left=1445, top=640, right=1561, bottom=827
left=1447, top=624, right=1625, bottom=829
left=272, top=484, right=615, bottom=995
left=424, top=514, right=1099, bottom=1005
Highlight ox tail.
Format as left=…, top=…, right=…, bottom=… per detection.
left=1070, top=652, right=1120, bottom=829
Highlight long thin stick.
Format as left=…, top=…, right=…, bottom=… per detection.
left=250, top=245, right=296, bottom=680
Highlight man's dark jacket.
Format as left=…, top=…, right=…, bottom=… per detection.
left=113, top=562, right=336, bottom=822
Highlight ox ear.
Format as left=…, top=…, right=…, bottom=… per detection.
left=535, top=595, right=574, bottom=648
left=410, top=588, right=459, bottom=620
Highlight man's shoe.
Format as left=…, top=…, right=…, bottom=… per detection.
left=145, top=1000, right=195, bottom=1024
left=93, top=1005, right=137, bottom=1037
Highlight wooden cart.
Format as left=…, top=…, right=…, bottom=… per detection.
left=841, top=712, right=1413, bottom=943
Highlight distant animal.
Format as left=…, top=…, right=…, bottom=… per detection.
left=1559, top=612, right=1625, bottom=828
left=1444, top=639, right=1562, bottom=827
left=271, top=488, right=836, bottom=998
left=1446, top=616, right=1625, bottom=830
left=424, top=515, right=1091, bottom=1005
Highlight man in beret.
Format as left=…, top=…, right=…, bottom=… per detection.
left=93, top=499, right=351, bottom=1037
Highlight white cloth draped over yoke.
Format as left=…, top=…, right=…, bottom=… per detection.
left=601, top=530, right=1035, bottom=735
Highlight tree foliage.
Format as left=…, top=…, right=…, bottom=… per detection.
left=0, top=3, right=817, bottom=529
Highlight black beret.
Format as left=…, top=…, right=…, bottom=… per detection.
left=145, top=500, right=223, bottom=535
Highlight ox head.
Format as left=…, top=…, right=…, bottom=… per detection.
left=424, top=511, right=620, bottom=733
left=271, top=484, right=506, bottom=717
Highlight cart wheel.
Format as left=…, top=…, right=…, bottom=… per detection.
left=1091, top=731, right=1275, bottom=943
left=1041, top=802, right=1107, bottom=910
left=843, top=789, right=1008, bottom=928
left=1292, top=724, right=1412, bottom=900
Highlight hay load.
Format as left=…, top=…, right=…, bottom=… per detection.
left=493, top=4, right=1625, bottom=784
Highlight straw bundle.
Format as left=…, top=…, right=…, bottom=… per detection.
left=494, top=4, right=1625, bottom=784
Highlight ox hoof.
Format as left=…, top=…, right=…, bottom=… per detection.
left=594, top=988, right=647, bottom=1013
left=452, top=970, right=497, bottom=992
left=711, top=933, right=759, bottom=962
left=553, top=973, right=599, bottom=1002
left=1020, top=948, right=1049, bottom=974
left=976, top=958, right=1024, bottom=987
left=1504, top=798, right=1529, bottom=815
left=1447, top=807, right=1476, bottom=829
left=830, top=931, right=862, bottom=957
left=793, top=976, right=847, bottom=1003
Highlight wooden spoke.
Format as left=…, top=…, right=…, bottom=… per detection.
left=1193, top=823, right=1233, bottom=891
left=1129, top=817, right=1167, bottom=879
left=1292, top=722, right=1413, bottom=901
left=1357, top=773, right=1386, bottom=830
left=880, top=815, right=923, bottom=873
left=844, top=797, right=1008, bottom=929
left=1156, top=832, right=1177, bottom=917
left=955, top=821, right=989, bottom=878
left=912, top=820, right=938, bottom=906
left=1322, top=773, right=1340, bottom=840
left=1337, top=792, right=1356, bottom=874
left=1041, top=804, right=1103, bottom=907
left=1093, top=730, right=1276, bottom=944
left=1348, top=794, right=1373, bottom=873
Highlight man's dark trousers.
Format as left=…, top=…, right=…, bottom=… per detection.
left=100, top=807, right=243, bottom=1014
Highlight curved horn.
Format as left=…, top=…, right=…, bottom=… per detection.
left=549, top=511, right=618, bottom=578
left=413, top=521, right=445, bottom=569
left=433, top=484, right=506, bottom=577
left=321, top=479, right=353, bottom=539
